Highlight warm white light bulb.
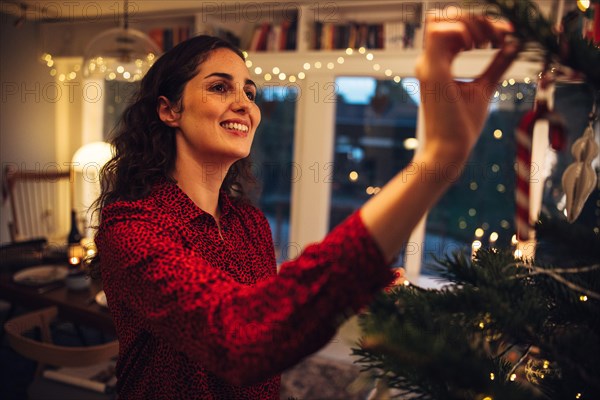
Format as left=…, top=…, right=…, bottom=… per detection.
left=577, top=0, right=590, bottom=12
left=489, top=232, right=499, bottom=242
left=403, top=138, right=418, bottom=150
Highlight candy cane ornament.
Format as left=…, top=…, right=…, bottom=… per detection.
left=514, top=79, right=566, bottom=244
left=515, top=108, right=537, bottom=242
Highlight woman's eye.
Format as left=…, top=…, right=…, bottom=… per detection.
left=211, top=83, right=227, bottom=93
left=245, top=91, right=256, bottom=101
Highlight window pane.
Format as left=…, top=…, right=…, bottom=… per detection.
left=330, top=77, right=541, bottom=275
left=103, top=80, right=139, bottom=138
left=330, top=76, right=419, bottom=265
left=421, top=82, right=537, bottom=275
left=252, top=85, right=297, bottom=263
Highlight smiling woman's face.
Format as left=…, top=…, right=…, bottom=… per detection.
left=168, top=48, right=261, bottom=169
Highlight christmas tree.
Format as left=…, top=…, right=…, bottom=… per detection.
left=353, top=1, right=600, bottom=399
left=354, top=217, right=599, bottom=399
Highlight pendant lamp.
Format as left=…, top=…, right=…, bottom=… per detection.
left=83, top=0, right=160, bottom=82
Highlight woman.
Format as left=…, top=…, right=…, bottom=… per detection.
left=93, top=13, right=519, bottom=400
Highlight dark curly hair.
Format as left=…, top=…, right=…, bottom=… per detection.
left=89, top=35, right=256, bottom=278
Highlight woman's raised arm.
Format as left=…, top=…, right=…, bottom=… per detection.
left=361, top=13, right=520, bottom=261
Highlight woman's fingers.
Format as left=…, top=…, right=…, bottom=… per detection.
left=423, top=19, right=473, bottom=61
left=422, top=11, right=517, bottom=72
left=477, top=34, right=521, bottom=86
left=462, top=15, right=492, bottom=48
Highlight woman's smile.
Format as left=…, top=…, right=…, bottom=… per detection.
left=220, top=118, right=251, bottom=137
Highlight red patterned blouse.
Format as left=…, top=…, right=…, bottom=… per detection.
left=96, top=179, right=394, bottom=399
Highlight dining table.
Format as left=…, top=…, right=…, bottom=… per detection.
left=0, top=269, right=115, bottom=334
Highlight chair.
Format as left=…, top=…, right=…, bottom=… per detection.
left=3, top=306, right=119, bottom=399
left=2, top=165, right=71, bottom=243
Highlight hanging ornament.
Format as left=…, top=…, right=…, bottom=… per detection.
left=514, top=69, right=566, bottom=242
left=561, top=110, right=599, bottom=223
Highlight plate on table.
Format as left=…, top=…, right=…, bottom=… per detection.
left=95, top=290, right=108, bottom=308
left=13, top=265, right=69, bottom=286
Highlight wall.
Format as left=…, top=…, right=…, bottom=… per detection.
left=0, top=13, right=58, bottom=243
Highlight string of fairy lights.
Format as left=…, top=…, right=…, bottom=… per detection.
left=242, top=47, right=408, bottom=84
left=40, top=46, right=533, bottom=95
left=40, top=47, right=408, bottom=82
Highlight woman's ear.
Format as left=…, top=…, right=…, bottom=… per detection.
left=157, top=96, right=181, bottom=128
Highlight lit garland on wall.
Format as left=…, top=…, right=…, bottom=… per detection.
left=41, top=53, right=81, bottom=82
left=242, top=47, right=407, bottom=84
left=41, top=47, right=533, bottom=96
left=40, top=52, right=156, bottom=82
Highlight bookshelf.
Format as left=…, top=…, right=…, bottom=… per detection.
left=147, top=1, right=537, bottom=83
left=189, top=1, right=426, bottom=53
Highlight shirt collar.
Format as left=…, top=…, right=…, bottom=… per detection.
left=151, top=177, right=235, bottom=224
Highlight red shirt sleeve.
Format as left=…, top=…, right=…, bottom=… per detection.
left=97, top=206, right=394, bottom=386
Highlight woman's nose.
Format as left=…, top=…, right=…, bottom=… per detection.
left=231, top=93, right=250, bottom=112
left=231, top=92, right=251, bottom=113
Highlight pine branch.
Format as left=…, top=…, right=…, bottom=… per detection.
left=513, top=262, right=600, bottom=300
left=484, top=0, right=600, bottom=91
left=354, top=245, right=600, bottom=399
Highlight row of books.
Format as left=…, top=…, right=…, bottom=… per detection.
left=149, top=25, right=242, bottom=53
left=148, top=26, right=192, bottom=52
left=147, top=20, right=423, bottom=54
left=248, top=20, right=298, bottom=52
left=198, top=25, right=242, bottom=48
left=314, top=21, right=422, bottom=51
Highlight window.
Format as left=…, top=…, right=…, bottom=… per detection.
left=330, top=76, right=419, bottom=264
left=330, top=76, right=538, bottom=274
left=421, top=82, right=536, bottom=274
left=103, top=80, right=139, bottom=138
left=252, top=84, right=297, bottom=263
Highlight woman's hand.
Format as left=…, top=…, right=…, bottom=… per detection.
left=415, top=10, right=521, bottom=164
